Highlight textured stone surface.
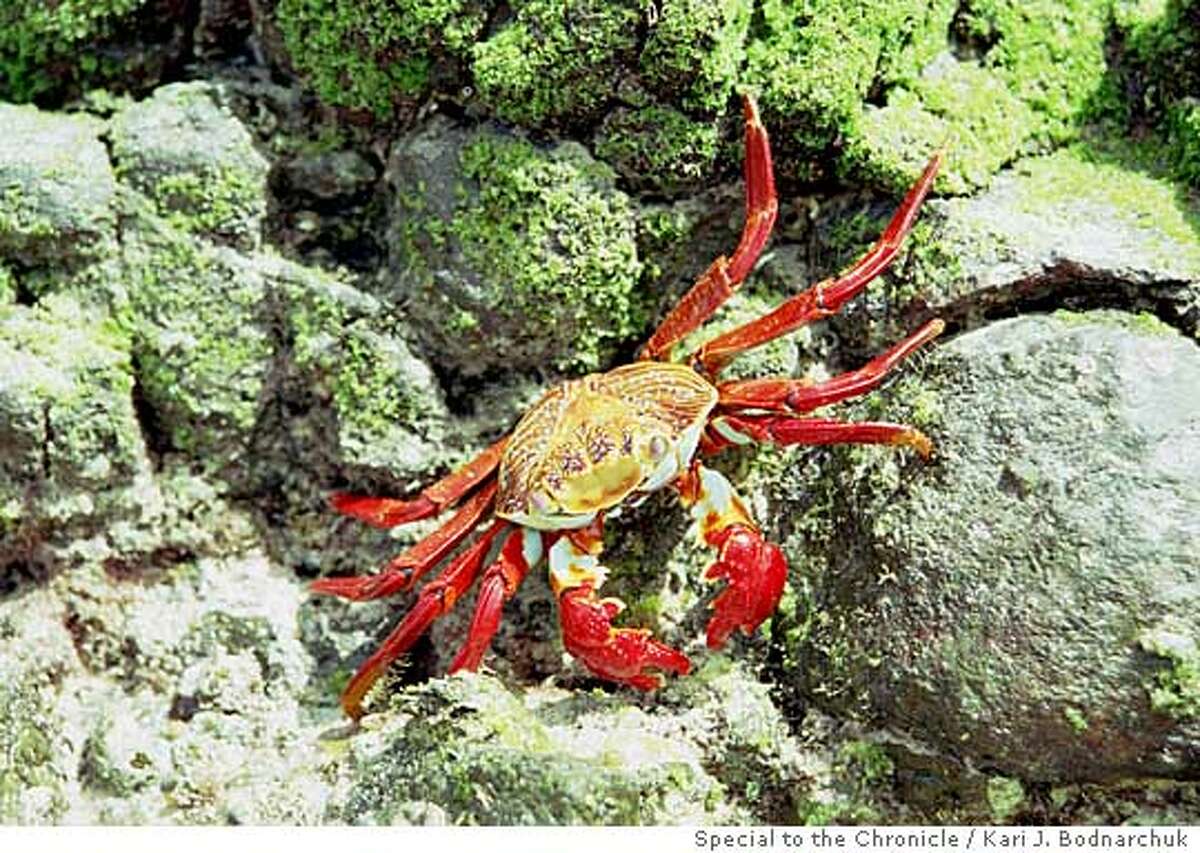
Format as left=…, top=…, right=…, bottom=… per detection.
left=786, top=312, right=1200, bottom=781
left=0, top=107, right=116, bottom=270
left=110, top=82, right=270, bottom=249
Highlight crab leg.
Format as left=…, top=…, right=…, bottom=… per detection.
left=674, top=464, right=787, bottom=648
left=706, top=414, right=934, bottom=458
left=638, top=94, right=777, bottom=362
left=449, top=527, right=544, bottom=673
left=550, top=521, right=691, bottom=689
left=717, top=318, right=945, bottom=414
left=330, top=436, right=508, bottom=527
left=313, top=480, right=498, bottom=601
left=689, top=151, right=943, bottom=377
left=336, top=519, right=510, bottom=719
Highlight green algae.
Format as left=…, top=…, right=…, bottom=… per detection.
left=0, top=0, right=150, bottom=102
left=400, top=133, right=645, bottom=375
left=472, top=0, right=641, bottom=127
left=275, top=0, right=489, bottom=118
left=1139, top=627, right=1200, bottom=722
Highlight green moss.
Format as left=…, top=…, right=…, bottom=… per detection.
left=638, top=0, right=752, bottom=113
left=331, top=326, right=441, bottom=458
left=1013, top=147, right=1200, bottom=268
left=472, top=0, right=641, bottom=127
left=743, top=0, right=956, bottom=181
left=1063, top=705, right=1089, bottom=733
left=1052, top=308, right=1180, bottom=337
left=594, top=106, right=722, bottom=197
left=850, top=59, right=1035, bottom=194
left=283, top=267, right=447, bottom=473
left=985, top=776, right=1025, bottom=820
left=146, top=166, right=263, bottom=243
left=274, top=0, right=490, bottom=118
left=428, top=136, right=643, bottom=374
left=0, top=0, right=150, bottom=102
left=839, top=740, right=895, bottom=785
left=0, top=265, right=15, bottom=304
left=749, top=0, right=1110, bottom=191
left=1139, top=628, right=1200, bottom=722
left=1167, top=100, right=1200, bottom=186
left=958, top=0, right=1110, bottom=144
left=335, top=676, right=726, bottom=824
left=117, top=219, right=271, bottom=456
left=1102, top=0, right=1200, bottom=186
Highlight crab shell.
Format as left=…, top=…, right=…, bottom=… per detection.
left=495, top=362, right=718, bottom=530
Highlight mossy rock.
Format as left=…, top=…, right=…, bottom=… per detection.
left=0, top=297, right=151, bottom=567
left=743, top=0, right=957, bottom=184
left=594, top=105, right=723, bottom=199
left=1104, top=0, right=1200, bottom=186
left=386, top=118, right=645, bottom=376
left=471, top=0, right=642, bottom=129
left=116, top=217, right=273, bottom=465
left=784, top=311, right=1200, bottom=781
left=326, top=670, right=821, bottom=824
left=277, top=262, right=450, bottom=484
left=833, top=145, right=1200, bottom=354
left=109, top=82, right=270, bottom=249
left=0, top=0, right=185, bottom=104
left=848, top=55, right=1036, bottom=194
left=0, top=105, right=116, bottom=273
left=269, top=0, right=489, bottom=119
left=0, top=593, right=76, bottom=823
left=638, top=0, right=752, bottom=114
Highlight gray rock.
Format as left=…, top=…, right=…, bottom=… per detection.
left=0, top=297, right=154, bottom=573
left=324, top=668, right=809, bottom=824
left=280, top=149, right=377, bottom=202
left=109, top=81, right=270, bottom=250
left=385, top=117, right=645, bottom=376
left=787, top=311, right=1200, bottom=781
left=834, top=148, right=1200, bottom=356
left=0, top=106, right=116, bottom=270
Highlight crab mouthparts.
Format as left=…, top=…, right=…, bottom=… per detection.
left=552, top=455, right=643, bottom=513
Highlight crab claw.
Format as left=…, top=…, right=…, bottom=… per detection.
left=559, top=583, right=691, bottom=690
left=703, top=523, right=788, bottom=648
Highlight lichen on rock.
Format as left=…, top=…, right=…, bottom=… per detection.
left=387, top=119, right=645, bottom=376
left=109, top=81, right=270, bottom=249
left=781, top=311, right=1200, bottom=781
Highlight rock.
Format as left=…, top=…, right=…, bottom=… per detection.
left=35, top=551, right=328, bottom=824
left=117, top=218, right=274, bottom=464
left=109, top=81, right=270, bottom=249
left=0, top=297, right=153, bottom=576
left=843, top=146, right=1200, bottom=354
left=325, top=667, right=810, bottom=824
left=385, top=118, right=644, bottom=376
left=277, top=149, right=377, bottom=202
left=0, top=588, right=78, bottom=823
left=0, top=106, right=116, bottom=271
left=786, top=311, right=1200, bottom=781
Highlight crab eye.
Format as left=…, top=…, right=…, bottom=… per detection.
left=647, top=435, right=669, bottom=461
left=529, top=490, right=555, bottom=514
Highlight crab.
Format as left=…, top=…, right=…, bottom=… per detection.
left=314, top=95, right=945, bottom=719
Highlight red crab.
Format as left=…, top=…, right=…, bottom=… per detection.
left=315, top=95, right=945, bottom=719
